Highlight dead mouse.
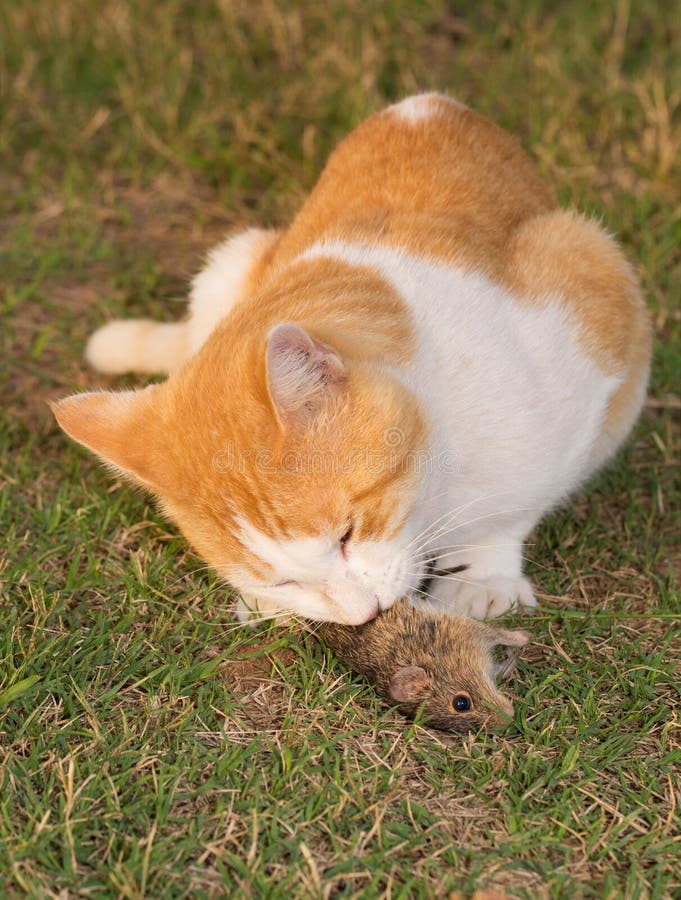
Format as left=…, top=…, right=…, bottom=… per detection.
left=315, top=598, right=531, bottom=732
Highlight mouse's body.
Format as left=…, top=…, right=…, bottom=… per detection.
left=316, top=599, right=530, bottom=732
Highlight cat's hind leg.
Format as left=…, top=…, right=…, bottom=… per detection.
left=185, top=227, right=280, bottom=356
left=86, top=227, right=279, bottom=375
left=506, top=209, right=651, bottom=475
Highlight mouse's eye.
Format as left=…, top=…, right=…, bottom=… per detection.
left=452, top=693, right=472, bottom=713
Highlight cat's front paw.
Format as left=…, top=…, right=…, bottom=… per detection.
left=424, top=575, right=537, bottom=619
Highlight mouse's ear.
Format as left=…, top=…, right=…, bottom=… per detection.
left=488, top=628, right=532, bottom=648
left=389, top=666, right=431, bottom=703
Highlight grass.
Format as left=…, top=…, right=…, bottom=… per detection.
left=1, top=0, right=679, bottom=896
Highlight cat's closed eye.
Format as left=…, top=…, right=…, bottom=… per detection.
left=339, top=525, right=353, bottom=557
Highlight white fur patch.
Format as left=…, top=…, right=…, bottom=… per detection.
left=389, top=93, right=467, bottom=124
left=296, top=240, right=623, bottom=561
left=188, top=227, right=275, bottom=354
left=85, top=227, right=274, bottom=375
left=232, top=516, right=418, bottom=625
left=224, top=237, right=632, bottom=624
left=85, top=320, right=187, bottom=375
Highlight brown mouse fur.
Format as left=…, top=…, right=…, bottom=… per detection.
left=316, top=599, right=531, bottom=732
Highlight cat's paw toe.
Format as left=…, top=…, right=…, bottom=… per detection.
left=483, top=575, right=536, bottom=617
left=431, top=575, right=537, bottom=619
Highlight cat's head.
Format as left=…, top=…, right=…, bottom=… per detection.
left=52, top=320, right=433, bottom=624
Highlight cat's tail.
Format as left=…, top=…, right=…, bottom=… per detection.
left=85, top=319, right=188, bottom=375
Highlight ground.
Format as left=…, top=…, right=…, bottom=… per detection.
left=1, top=1, right=679, bottom=897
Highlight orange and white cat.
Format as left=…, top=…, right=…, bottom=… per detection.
left=52, top=94, right=651, bottom=625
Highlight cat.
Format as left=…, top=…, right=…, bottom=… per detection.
left=52, top=93, right=651, bottom=626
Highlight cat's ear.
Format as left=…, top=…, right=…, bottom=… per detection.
left=389, top=665, right=431, bottom=703
left=266, top=322, right=346, bottom=428
left=50, top=385, right=167, bottom=491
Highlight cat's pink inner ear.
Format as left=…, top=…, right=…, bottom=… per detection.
left=266, top=322, right=346, bottom=427
left=49, top=386, right=164, bottom=490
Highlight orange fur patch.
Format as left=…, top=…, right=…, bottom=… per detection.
left=54, top=252, right=426, bottom=581
left=267, top=96, right=555, bottom=276
left=253, top=96, right=649, bottom=441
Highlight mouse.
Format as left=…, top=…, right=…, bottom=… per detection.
left=315, top=598, right=531, bottom=732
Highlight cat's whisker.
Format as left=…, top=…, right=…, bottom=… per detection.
left=163, top=564, right=219, bottom=593
left=412, top=571, right=487, bottom=583
left=304, top=620, right=328, bottom=638
left=412, top=544, right=514, bottom=570
left=413, top=541, right=548, bottom=573
left=402, top=490, right=505, bottom=552
left=407, top=575, right=478, bottom=602
left=408, top=571, right=480, bottom=597
left=403, top=489, right=515, bottom=554
left=404, top=491, right=516, bottom=552
left=424, top=504, right=538, bottom=549
left=418, top=545, right=549, bottom=573
left=412, top=505, right=539, bottom=558
left=422, top=542, right=516, bottom=556
left=189, top=608, right=303, bottom=638
left=195, top=582, right=237, bottom=604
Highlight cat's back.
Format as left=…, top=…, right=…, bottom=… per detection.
left=269, top=93, right=556, bottom=278
left=264, top=96, right=649, bottom=451
left=235, top=95, right=649, bottom=458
